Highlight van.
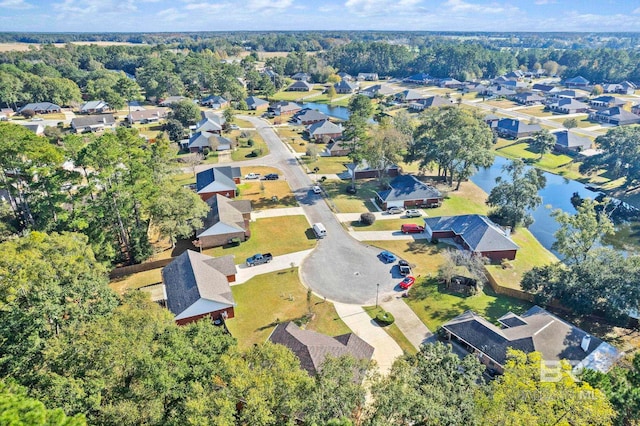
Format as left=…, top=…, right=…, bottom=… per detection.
left=401, top=224, right=425, bottom=234
left=312, top=223, right=327, bottom=239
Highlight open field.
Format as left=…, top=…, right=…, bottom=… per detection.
left=227, top=268, right=351, bottom=349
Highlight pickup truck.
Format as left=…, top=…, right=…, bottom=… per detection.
left=244, top=172, right=260, bottom=180
left=246, top=253, right=273, bottom=267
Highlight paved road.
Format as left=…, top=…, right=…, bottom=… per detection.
left=234, top=116, right=408, bottom=304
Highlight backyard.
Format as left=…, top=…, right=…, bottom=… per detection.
left=231, top=130, right=269, bottom=161
left=227, top=268, right=351, bottom=349
left=236, top=179, right=299, bottom=209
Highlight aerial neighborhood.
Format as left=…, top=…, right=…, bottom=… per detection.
left=0, top=28, right=639, bottom=425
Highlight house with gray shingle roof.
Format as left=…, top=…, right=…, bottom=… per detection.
left=308, top=120, right=343, bottom=142
left=71, top=114, right=116, bottom=133
left=404, top=73, right=433, bottom=85
left=288, top=81, right=313, bottom=92
left=409, top=95, right=453, bottom=111
left=268, top=321, right=374, bottom=376
left=564, top=76, right=590, bottom=88
left=196, top=194, right=251, bottom=249
left=293, top=108, right=329, bottom=125
left=200, top=95, right=229, bottom=109
left=589, top=95, right=627, bottom=109
left=337, top=72, right=353, bottom=81
left=376, top=174, right=442, bottom=210
left=510, top=92, right=544, bottom=106
left=159, top=96, right=187, bottom=106
left=424, top=214, right=518, bottom=261
left=269, top=101, right=302, bottom=116
left=360, top=84, right=395, bottom=98
left=18, top=102, right=61, bottom=114
left=441, top=306, right=620, bottom=375
left=496, top=118, right=541, bottom=139
left=291, top=72, right=310, bottom=81
left=334, top=80, right=359, bottom=94
left=547, top=98, right=589, bottom=114
left=162, top=250, right=236, bottom=325
left=186, top=131, right=230, bottom=153
left=79, top=100, right=110, bottom=114
left=196, top=166, right=241, bottom=201
left=439, top=77, right=462, bottom=88
left=245, top=96, right=269, bottom=111
left=126, top=108, right=168, bottom=124
left=396, top=89, right=426, bottom=103
left=553, top=130, right=592, bottom=153
left=590, top=107, right=640, bottom=126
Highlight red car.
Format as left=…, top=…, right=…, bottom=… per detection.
left=399, top=276, right=416, bottom=289
left=401, top=224, right=425, bottom=234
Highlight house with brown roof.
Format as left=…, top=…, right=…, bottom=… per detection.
left=441, top=306, right=620, bottom=375
left=162, top=250, right=236, bottom=325
left=268, top=321, right=374, bottom=376
left=195, top=194, right=251, bottom=249
left=308, top=120, right=343, bottom=142
left=424, top=214, right=518, bottom=261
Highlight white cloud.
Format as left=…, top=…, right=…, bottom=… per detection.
left=442, top=0, right=509, bottom=14
left=0, top=0, right=33, bottom=9
left=247, top=0, right=293, bottom=10
left=345, top=0, right=423, bottom=17
left=534, top=0, right=556, bottom=4
left=633, top=6, right=640, bottom=14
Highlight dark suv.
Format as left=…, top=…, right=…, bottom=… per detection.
left=262, top=173, right=279, bottom=180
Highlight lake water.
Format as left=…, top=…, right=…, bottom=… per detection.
left=471, top=155, right=596, bottom=256
left=301, top=102, right=351, bottom=121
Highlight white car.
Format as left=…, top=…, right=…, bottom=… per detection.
left=405, top=209, right=422, bottom=218
left=244, top=173, right=260, bottom=180
left=312, top=185, right=322, bottom=194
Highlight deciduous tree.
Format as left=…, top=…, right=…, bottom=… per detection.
left=531, top=129, right=555, bottom=159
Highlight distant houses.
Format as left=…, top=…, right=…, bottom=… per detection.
left=287, top=81, right=313, bottom=92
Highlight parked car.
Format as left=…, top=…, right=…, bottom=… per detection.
left=244, top=172, right=260, bottom=179
left=229, top=124, right=240, bottom=130
left=398, top=259, right=411, bottom=276
left=379, top=250, right=397, bottom=263
left=246, top=253, right=273, bottom=267
left=30, top=117, right=43, bottom=121
left=262, top=173, right=279, bottom=180
left=399, top=276, right=416, bottom=289
left=387, top=206, right=403, bottom=214
left=405, top=209, right=422, bottom=218
left=312, top=185, right=322, bottom=194
left=401, top=224, right=425, bottom=234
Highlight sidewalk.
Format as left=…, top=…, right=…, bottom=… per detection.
left=334, top=302, right=403, bottom=374
left=233, top=249, right=314, bottom=285
left=380, top=296, right=433, bottom=350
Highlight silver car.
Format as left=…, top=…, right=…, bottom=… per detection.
left=405, top=209, right=422, bottom=218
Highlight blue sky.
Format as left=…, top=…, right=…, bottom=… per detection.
left=1, top=0, right=640, bottom=32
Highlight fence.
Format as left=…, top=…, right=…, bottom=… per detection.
left=109, top=257, right=174, bottom=279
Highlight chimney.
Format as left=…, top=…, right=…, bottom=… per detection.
left=581, top=335, right=591, bottom=352
left=504, top=226, right=511, bottom=237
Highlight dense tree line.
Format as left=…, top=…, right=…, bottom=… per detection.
left=0, top=123, right=207, bottom=264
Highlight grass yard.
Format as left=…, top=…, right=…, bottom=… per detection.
left=517, top=106, right=555, bottom=118
left=483, top=99, right=519, bottom=109
left=363, top=306, right=418, bottom=355
left=496, top=142, right=575, bottom=170
left=406, top=276, right=532, bottom=331
left=172, top=172, right=196, bottom=186
left=226, top=269, right=351, bottom=349
left=271, top=89, right=323, bottom=102
left=276, top=126, right=309, bottom=153
left=432, top=180, right=491, bottom=217
left=322, top=179, right=382, bottom=213
left=547, top=115, right=594, bottom=129
left=110, top=268, right=163, bottom=294
left=133, top=123, right=164, bottom=139
left=231, top=131, right=269, bottom=161
left=303, top=155, right=348, bottom=174
left=203, top=215, right=315, bottom=260
left=485, top=228, right=558, bottom=290
left=233, top=118, right=254, bottom=128
left=237, top=180, right=299, bottom=209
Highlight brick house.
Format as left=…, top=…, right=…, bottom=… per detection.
left=196, top=166, right=241, bottom=201
left=195, top=194, right=251, bottom=249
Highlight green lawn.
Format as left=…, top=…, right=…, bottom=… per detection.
left=233, top=118, right=254, bottom=128
left=518, top=106, right=555, bottom=118
left=406, top=276, right=532, bottom=331
left=109, top=268, right=163, bottom=294
left=303, top=155, right=348, bottom=174
left=231, top=131, right=269, bottom=161
left=270, top=89, right=323, bottom=102
left=227, top=269, right=351, bottom=349
left=485, top=228, right=558, bottom=290
left=276, top=126, right=309, bottom=153
left=203, top=215, right=315, bottom=260
left=237, top=180, right=299, bottom=209
left=434, top=180, right=490, bottom=217
left=363, top=306, right=418, bottom=355
left=322, top=179, right=382, bottom=213
left=496, top=142, right=574, bottom=169
left=547, top=115, right=594, bottom=129
left=172, top=172, right=196, bottom=186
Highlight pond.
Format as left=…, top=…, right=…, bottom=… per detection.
left=301, top=101, right=351, bottom=121
left=471, top=155, right=596, bottom=257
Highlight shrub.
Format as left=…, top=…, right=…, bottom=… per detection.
left=248, top=138, right=255, bottom=147
left=202, top=147, right=211, bottom=157
left=375, top=311, right=395, bottom=326
left=360, top=212, right=376, bottom=226
left=320, top=176, right=327, bottom=182
left=21, top=109, right=35, bottom=119
left=431, top=238, right=439, bottom=244
left=251, top=148, right=262, bottom=157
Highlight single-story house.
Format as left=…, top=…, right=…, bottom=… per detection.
left=504, top=70, right=525, bottom=80
left=287, top=81, right=313, bottom=92
left=80, top=100, right=110, bottom=114
left=195, top=194, right=251, bottom=249
left=357, top=73, right=378, bottom=81
left=337, top=72, right=353, bottom=81
left=126, top=108, right=168, bottom=124
left=483, top=114, right=501, bottom=129
left=424, top=214, right=519, bottom=261
left=269, top=101, right=302, bottom=116
left=196, top=166, right=241, bottom=201
left=439, top=77, right=462, bottom=88
left=404, top=73, right=433, bottom=85
left=547, top=98, right=590, bottom=114
left=185, top=131, right=230, bottom=152
left=245, top=96, right=269, bottom=111
left=510, top=92, right=544, bottom=105
left=268, top=321, right=374, bottom=376
left=359, top=84, right=395, bottom=98
left=334, top=80, right=358, bottom=94
left=195, top=116, right=223, bottom=134
left=495, top=118, right=542, bottom=139
left=346, top=161, right=400, bottom=180
left=590, top=107, right=640, bottom=126
left=482, top=85, right=516, bottom=98
left=564, top=76, right=590, bottom=88
left=590, top=96, right=627, bottom=109
left=441, top=306, right=621, bottom=375
left=162, top=250, right=236, bottom=325
left=325, top=139, right=350, bottom=156
left=308, top=120, right=343, bottom=142
left=553, top=130, right=592, bottom=153
left=159, top=96, right=186, bottom=106
left=409, top=95, right=453, bottom=111
left=376, top=174, right=443, bottom=210
left=548, top=88, right=590, bottom=100
left=293, top=108, right=329, bottom=125
left=200, top=111, right=226, bottom=127
left=71, top=114, right=116, bottom=133
left=396, top=89, right=426, bottom=103
left=201, top=95, right=229, bottom=109
left=291, top=72, right=310, bottom=81
left=18, top=102, right=61, bottom=114
left=603, top=81, right=636, bottom=95
left=531, top=83, right=555, bottom=93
